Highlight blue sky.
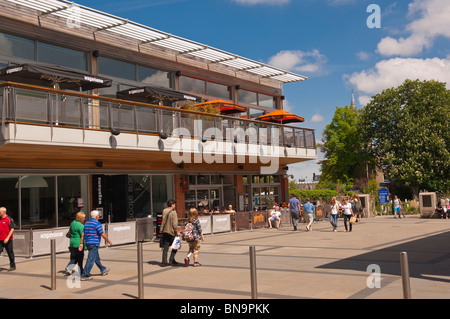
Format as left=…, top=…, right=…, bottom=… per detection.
left=76, top=0, right=450, bottom=181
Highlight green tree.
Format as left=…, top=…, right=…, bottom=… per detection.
left=358, top=79, right=450, bottom=199
left=319, top=105, right=370, bottom=184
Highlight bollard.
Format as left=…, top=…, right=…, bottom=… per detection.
left=51, top=239, right=56, bottom=290
left=137, top=242, right=144, bottom=299
left=400, top=251, right=411, bottom=299
left=249, top=246, right=258, bottom=299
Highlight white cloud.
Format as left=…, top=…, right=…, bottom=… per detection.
left=231, top=0, right=289, bottom=5
left=268, top=49, right=328, bottom=75
left=346, top=57, right=450, bottom=105
left=377, top=0, right=450, bottom=57
left=356, top=51, right=371, bottom=61
left=310, top=112, right=325, bottom=123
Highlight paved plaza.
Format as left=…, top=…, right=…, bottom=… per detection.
left=1, top=215, right=450, bottom=300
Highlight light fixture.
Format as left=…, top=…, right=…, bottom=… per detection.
left=159, top=131, right=168, bottom=140
left=96, top=161, right=103, bottom=168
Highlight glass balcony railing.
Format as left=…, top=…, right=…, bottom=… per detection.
left=0, top=82, right=316, bottom=150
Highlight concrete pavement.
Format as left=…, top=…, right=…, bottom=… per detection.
left=1, top=215, right=450, bottom=300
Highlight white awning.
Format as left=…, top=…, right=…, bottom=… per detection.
left=5, top=0, right=308, bottom=83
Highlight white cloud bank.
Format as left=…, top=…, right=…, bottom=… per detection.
left=346, top=57, right=450, bottom=105
left=268, top=49, right=328, bottom=75
left=377, top=0, right=450, bottom=57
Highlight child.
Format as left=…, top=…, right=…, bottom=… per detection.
left=184, top=208, right=204, bottom=267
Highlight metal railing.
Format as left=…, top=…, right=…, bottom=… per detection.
left=0, top=82, right=316, bottom=150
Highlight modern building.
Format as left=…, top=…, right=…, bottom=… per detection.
left=0, top=0, right=316, bottom=230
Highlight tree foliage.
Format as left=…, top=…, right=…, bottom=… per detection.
left=358, top=79, right=450, bottom=198
left=319, top=105, right=369, bottom=184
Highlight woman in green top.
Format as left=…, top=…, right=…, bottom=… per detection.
left=66, top=212, right=86, bottom=275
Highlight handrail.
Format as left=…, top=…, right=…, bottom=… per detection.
left=0, top=81, right=315, bottom=132
left=0, top=81, right=316, bottom=149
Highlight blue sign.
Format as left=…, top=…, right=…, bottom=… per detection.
left=378, top=189, right=389, bottom=204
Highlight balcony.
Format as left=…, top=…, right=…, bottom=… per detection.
left=0, top=82, right=316, bottom=173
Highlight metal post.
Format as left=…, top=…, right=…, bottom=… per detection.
left=249, top=245, right=258, bottom=299
left=400, top=251, right=411, bottom=299
left=137, top=242, right=144, bottom=299
left=51, top=239, right=56, bottom=290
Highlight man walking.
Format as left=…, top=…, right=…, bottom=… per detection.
left=161, top=200, right=180, bottom=267
left=288, top=194, right=301, bottom=231
left=0, top=207, right=15, bottom=271
left=303, top=198, right=315, bottom=231
left=80, top=210, right=112, bottom=280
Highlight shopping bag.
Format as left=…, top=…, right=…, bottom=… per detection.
left=349, top=216, right=356, bottom=224
left=171, top=236, right=181, bottom=250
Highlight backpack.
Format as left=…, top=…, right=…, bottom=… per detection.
left=181, top=222, right=195, bottom=242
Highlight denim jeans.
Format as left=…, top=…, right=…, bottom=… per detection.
left=81, top=244, right=106, bottom=278
left=330, top=214, right=338, bottom=230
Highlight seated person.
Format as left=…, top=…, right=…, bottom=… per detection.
left=213, top=206, right=221, bottom=214
left=225, top=204, right=236, bottom=215
left=269, top=204, right=281, bottom=229
left=202, top=206, right=210, bottom=215
left=436, top=202, right=447, bottom=219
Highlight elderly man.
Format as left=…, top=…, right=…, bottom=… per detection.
left=0, top=207, right=15, bottom=271
left=80, top=210, right=112, bottom=281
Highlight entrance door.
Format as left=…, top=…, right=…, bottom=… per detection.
left=92, top=174, right=128, bottom=222
left=223, top=185, right=236, bottom=211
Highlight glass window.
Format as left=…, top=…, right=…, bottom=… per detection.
left=57, top=176, right=89, bottom=226
left=207, top=81, right=231, bottom=100
left=20, top=176, right=56, bottom=228
left=128, top=175, right=151, bottom=219
left=98, top=56, right=136, bottom=80
left=197, top=175, right=210, bottom=185
left=0, top=176, right=19, bottom=225
left=152, top=175, right=173, bottom=215
left=0, top=33, right=35, bottom=61
left=259, top=93, right=275, bottom=108
left=38, top=42, right=86, bottom=71
left=179, top=76, right=206, bottom=95
left=138, top=65, right=171, bottom=88
left=238, top=89, right=257, bottom=105
left=249, top=108, right=265, bottom=119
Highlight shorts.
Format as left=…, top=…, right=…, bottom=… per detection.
left=269, top=216, right=280, bottom=221
left=394, top=207, right=400, bottom=213
left=188, top=241, right=201, bottom=255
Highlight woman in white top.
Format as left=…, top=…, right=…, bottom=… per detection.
left=342, top=197, right=354, bottom=232
left=329, top=197, right=339, bottom=232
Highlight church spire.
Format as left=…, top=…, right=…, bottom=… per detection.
left=351, top=90, right=357, bottom=111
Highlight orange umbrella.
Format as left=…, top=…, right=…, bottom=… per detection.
left=256, top=109, right=305, bottom=124
left=191, top=99, right=247, bottom=115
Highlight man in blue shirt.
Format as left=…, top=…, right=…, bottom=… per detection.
left=303, top=198, right=315, bottom=231
left=288, top=194, right=301, bottom=231
left=80, top=210, right=112, bottom=280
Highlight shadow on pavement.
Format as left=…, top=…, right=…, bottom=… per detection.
left=317, top=231, right=450, bottom=283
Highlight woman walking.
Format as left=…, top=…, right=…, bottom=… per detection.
left=329, top=197, right=339, bottom=232
left=342, top=197, right=354, bottom=232
left=66, top=212, right=86, bottom=275
left=184, top=208, right=204, bottom=267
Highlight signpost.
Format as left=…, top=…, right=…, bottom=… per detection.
left=378, top=188, right=389, bottom=204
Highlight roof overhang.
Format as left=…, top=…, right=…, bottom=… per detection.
left=3, top=0, right=308, bottom=84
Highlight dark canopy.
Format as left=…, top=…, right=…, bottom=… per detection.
left=0, top=63, right=112, bottom=91
left=116, top=86, right=202, bottom=106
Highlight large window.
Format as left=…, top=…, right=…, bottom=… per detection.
left=179, top=76, right=231, bottom=100
left=238, top=89, right=276, bottom=108
left=38, top=42, right=87, bottom=71
left=0, top=33, right=35, bottom=61
left=98, top=57, right=171, bottom=89
left=0, top=175, right=89, bottom=229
